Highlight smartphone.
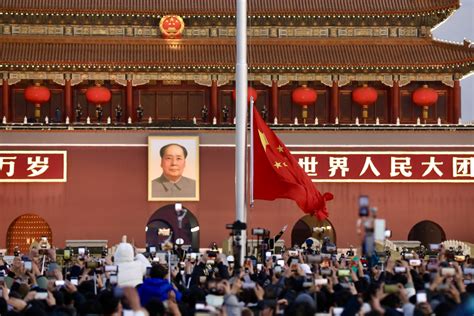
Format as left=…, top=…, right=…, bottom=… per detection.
left=86, top=261, right=98, bottom=269
left=409, top=259, right=421, bottom=267
left=63, top=249, right=71, bottom=260
left=394, top=266, right=407, bottom=273
left=109, top=275, right=118, bottom=285
left=105, top=265, right=118, bottom=273
left=430, top=244, right=440, bottom=251
left=70, top=278, right=78, bottom=286
left=315, top=278, right=328, bottom=285
left=403, top=253, right=414, bottom=260
left=149, top=246, right=156, bottom=254
left=358, top=195, right=369, bottom=216
left=35, top=292, right=48, bottom=300
left=55, top=280, right=65, bottom=286
left=454, top=255, right=465, bottom=262
left=24, top=261, right=32, bottom=271
left=78, top=248, right=85, bottom=256
left=416, top=292, right=427, bottom=303
left=290, top=258, right=299, bottom=265
left=337, top=269, right=350, bottom=277
left=441, top=267, right=456, bottom=276
left=288, top=250, right=298, bottom=257
left=321, top=268, right=332, bottom=276
left=265, top=251, right=272, bottom=258
left=256, top=263, right=263, bottom=271
left=307, top=255, right=322, bottom=264
left=384, top=284, right=399, bottom=294
left=277, top=259, right=285, bottom=266
left=463, top=268, right=474, bottom=275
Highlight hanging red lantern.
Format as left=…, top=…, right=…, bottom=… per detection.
left=86, top=84, right=111, bottom=105
left=232, top=86, right=258, bottom=104
left=24, top=83, right=51, bottom=122
left=412, top=85, right=438, bottom=123
left=86, top=84, right=111, bottom=123
left=352, top=84, right=378, bottom=123
left=292, top=85, right=317, bottom=124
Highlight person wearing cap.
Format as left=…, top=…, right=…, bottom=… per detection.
left=151, top=143, right=196, bottom=198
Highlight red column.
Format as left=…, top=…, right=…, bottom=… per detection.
left=453, top=80, right=461, bottom=123
left=126, top=80, right=133, bottom=120
left=330, top=80, right=339, bottom=123
left=271, top=80, right=278, bottom=122
left=2, top=79, right=9, bottom=121
left=391, top=80, right=400, bottom=124
left=210, top=79, right=218, bottom=123
left=64, top=79, right=72, bottom=121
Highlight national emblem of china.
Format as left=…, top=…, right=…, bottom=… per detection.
left=159, top=15, right=185, bottom=39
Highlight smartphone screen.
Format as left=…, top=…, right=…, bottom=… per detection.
left=24, top=261, right=32, bottom=271
left=416, top=292, right=427, bottom=303
left=63, top=249, right=71, bottom=259
left=359, top=195, right=369, bottom=216
left=71, top=278, right=78, bottom=286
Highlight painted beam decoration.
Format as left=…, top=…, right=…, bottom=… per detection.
left=0, top=151, right=67, bottom=182
left=291, top=150, right=474, bottom=183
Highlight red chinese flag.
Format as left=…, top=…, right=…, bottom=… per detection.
left=252, top=107, right=333, bottom=220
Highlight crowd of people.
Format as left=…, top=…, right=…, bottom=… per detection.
left=0, top=235, right=473, bottom=316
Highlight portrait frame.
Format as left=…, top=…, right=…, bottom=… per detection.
left=148, top=136, right=200, bottom=201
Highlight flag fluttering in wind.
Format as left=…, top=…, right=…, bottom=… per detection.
left=252, top=106, right=333, bottom=220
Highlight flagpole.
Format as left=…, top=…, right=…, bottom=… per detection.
left=249, top=98, right=254, bottom=207
left=235, top=0, right=248, bottom=266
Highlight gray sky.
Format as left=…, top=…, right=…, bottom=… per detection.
left=432, top=0, right=474, bottom=122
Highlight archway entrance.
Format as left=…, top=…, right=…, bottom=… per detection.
left=6, top=214, right=53, bottom=255
left=408, top=220, right=446, bottom=246
left=291, top=216, right=336, bottom=248
left=146, top=204, right=200, bottom=250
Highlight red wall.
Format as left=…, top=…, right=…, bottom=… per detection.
left=1, top=136, right=473, bottom=249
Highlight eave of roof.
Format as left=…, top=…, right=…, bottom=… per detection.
left=0, top=36, right=472, bottom=73
left=0, top=0, right=460, bottom=18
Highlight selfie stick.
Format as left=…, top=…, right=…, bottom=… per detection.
left=40, top=254, right=46, bottom=275
left=168, top=251, right=171, bottom=283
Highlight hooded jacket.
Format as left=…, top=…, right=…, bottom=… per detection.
left=114, top=241, right=150, bottom=287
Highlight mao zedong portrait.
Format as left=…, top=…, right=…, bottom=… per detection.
left=151, top=143, right=196, bottom=198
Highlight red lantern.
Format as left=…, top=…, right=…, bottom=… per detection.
left=86, top=84, right=111, bottom=105
left=412, top=85, right=438, bottom=123
left=232, top=86, right=258, bottom=104
left=352, top=84, right=378, bottom=123
left=292, top=85, right=317, bottom=124
left=24, top=83, right=51, bottom=122
left=86, top=84, right=111, bottom=122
